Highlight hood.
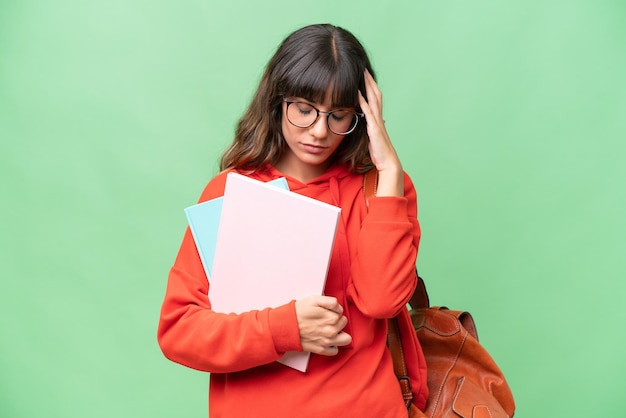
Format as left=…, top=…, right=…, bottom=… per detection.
left=251, top=163, right=354, bottom=207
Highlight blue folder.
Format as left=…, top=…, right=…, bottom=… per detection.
left=184, top=177, right=289, bottom=279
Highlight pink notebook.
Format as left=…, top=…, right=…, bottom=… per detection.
left=209, top=173, right=341, bottom=372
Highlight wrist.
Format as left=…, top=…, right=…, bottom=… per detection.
left=374, top=166, right=404, bottom=197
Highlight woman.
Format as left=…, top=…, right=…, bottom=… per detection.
left=158, top=23, right=428, bottom=417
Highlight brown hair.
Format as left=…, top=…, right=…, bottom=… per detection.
left=219, top=24, right=375, bottom=173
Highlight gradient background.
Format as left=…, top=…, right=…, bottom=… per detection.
left=1, top=1, right=624, bottom=417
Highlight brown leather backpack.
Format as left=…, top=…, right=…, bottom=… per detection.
left=363, top=169, right=515, bottom=417
left=389, top=276, right=516, bottom=418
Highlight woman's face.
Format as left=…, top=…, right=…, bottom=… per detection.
left=276, top=90, right=348, bottom=182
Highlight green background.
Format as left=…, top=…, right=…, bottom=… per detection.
left=1, top=1, right=624, bottom=416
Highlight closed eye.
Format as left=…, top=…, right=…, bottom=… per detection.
left=330, top=110, right=351, bottom=122
left=295, top=102, right=315, bottom=115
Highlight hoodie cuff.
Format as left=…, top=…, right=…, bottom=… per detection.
left=268, top=300, right=303, bottom=354
left=366, top=196, right=409, bottom=222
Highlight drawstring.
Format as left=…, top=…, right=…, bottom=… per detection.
left=328, top=176, right=340, bottom=207
left=326, top=174, right=355, bottom=349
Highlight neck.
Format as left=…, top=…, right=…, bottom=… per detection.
left=275, top=157, right=330, bottom=183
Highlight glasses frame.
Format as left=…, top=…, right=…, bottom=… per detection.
left=282, top=97, right=364, bottom=135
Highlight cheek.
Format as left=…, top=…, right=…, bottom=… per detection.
left=331, top=135, right=346, bottom=149
left=281, top=117, right=294, bottom=142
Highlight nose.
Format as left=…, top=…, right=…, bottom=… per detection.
left=309, top=113, right=329, bottom=138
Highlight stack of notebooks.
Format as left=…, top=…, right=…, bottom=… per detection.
left=184, top=172, right=341, bottom=372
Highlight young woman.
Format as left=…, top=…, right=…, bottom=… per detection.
left=158, top=24, right=428, bottom=417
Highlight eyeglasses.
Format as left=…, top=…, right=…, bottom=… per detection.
left=282, top=97, right=363, bottom=135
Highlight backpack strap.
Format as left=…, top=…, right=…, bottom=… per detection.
left=387, top=316, right=414, bottom=411
left=362, top=168, right=378, bottom=207
left=409, top=277, right=430, bottom=309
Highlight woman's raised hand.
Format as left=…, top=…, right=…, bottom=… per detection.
left=295, top=295, right=352, bottom=356
left=358, top=69, right=404, bottom=197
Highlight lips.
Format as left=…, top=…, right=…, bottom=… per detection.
left=301, top=143, right=327, bottom=154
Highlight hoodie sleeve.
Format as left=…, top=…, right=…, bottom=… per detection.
left=157, top=173, right=303, bottom=373
left=347, top=171, right=420, bottom=318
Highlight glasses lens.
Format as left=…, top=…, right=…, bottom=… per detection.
left=286, top=102, right=317, bottom=128
left=328, top=110, right=358, bottom=135
left=285, top=100, right=359, bottom=135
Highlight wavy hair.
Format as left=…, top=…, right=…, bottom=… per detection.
left=220, top=24, right=375, bottom=173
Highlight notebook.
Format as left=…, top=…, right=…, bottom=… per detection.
left=209, top=172, right=341, bottom=371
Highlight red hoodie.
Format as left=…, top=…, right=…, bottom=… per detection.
left=158, top=163, right=428, bottom=417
